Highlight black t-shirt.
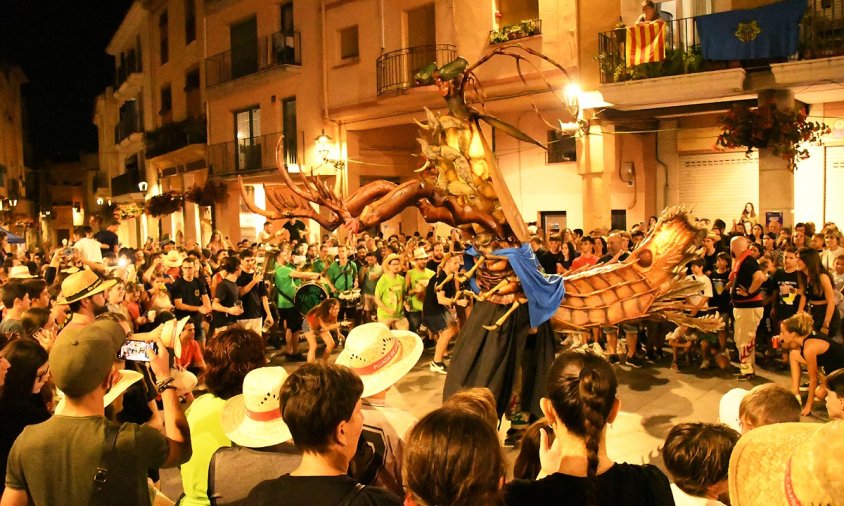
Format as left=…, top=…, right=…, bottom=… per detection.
left=503, top=463, right=673, bottom=506
left=732, top=256, right=763, bottom=308
left=171, top=277, right=208, bottom=323
left=284, top=220, right=306, bottom=243
left=236, top=271, right=266, bottom=319
left=769, top=268, right=801, bottom=320
left=423, top=270, right=457, bottom=317
left=709, top=269, right=732, bottom=313
left=540, top=250, right=565, bottom=274
left=425, top=258, right=443, bottom=272
left=94, top=229, right=119, bottom=252
left=703, top=251, right=718, bottom=275
left=212, top=279, right=239, bottom=326
left=246, top=474, right=402, bottom=506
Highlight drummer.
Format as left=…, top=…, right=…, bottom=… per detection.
left=325, top=245, right=359, bottom=324
left=273, top=247, right=322, bottom=360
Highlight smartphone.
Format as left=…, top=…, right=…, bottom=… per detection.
left=63, top=247, right=74, bottom=256
left=117, top=340, right=158, bottom=362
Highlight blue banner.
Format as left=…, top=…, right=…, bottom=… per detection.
left=696, top=0, right=807, bottom=60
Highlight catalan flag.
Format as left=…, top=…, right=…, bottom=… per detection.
left=626, top=22, right=666, bottom=67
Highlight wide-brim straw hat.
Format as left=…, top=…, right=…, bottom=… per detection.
left=221, top=367, right=292, bottom=448
left=8, top=265, right=35, bottom=279
left=382, top=253, right=402, bottom=271
left=335, top=322, right=423, bottom=397
left=718, top=387, right=748, bottom=434
left=729, top=420, right=843, bottom=506
left=412, top=247, right=429, bottom=260
left=55, top=369, right=144, bottom=414
left=59, top=269, right=117, bottom=304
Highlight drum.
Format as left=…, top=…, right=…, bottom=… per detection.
left=294, top=282, right=328, bottom=315
left=338, top=289, right=362, bottom=308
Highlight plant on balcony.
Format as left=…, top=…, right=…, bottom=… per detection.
left=145, top=191, right=184, bottom=217
left=489, top=19, right=541, bottom=45
left=716, top=103, right=831, bottom=171
left=596, top=45, right=703, bottom=83
left=184, top=181, right=228, bottom=207
left=115, top=204, right=144, bottom=222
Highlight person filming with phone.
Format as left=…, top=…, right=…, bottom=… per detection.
left=211, top=256, right=244, bottom=337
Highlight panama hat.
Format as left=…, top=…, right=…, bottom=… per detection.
left=382, top=253, right=402, bottom=271
left=729, top=421, right=843, bottom=506
left=411, top=247, right=429, bottom=260
left=335, top=322, right=423, bottom=397
left=221, top=367, right=292, bottom=448
left=8, top=265, right=34, bottom=279
left=55, top=369, right=145, bottom=414
left=59, top=269, right=117, bottom=304
left=162, top=250, right=184, bottom=269
left=158, top=315, right=190, bottom=358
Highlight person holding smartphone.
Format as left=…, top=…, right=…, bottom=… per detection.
left=211, top=256, right=244, bottom=337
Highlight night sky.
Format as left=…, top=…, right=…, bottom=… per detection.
left=0, top=1, right=134, bottom=162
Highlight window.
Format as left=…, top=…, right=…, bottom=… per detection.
left=185, top=0, right=196, bottom=44
left=160, top=85, right=173, bottom=124
left=611, top=209, right=627, bottom=231
left=235, top=107, right=261, bottom=171
left=546, top=130, right=576, bottom=163
left=185, top=68, right=201, bottom=118
left=159, top=10, right=169, bottom=65
left=340, top=26, right=359, bottom=59
left=230, top=16, right=258, bottom=79
left=496, top=0, right=539, bottom=27
left=282, top=97, right=297, bottom=166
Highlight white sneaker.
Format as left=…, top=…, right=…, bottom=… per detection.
left=429, top=361, right=448, bottom=375
left=699, top=359, right=711, bottom=370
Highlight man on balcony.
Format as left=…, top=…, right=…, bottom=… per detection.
left=636, top=0, right=672, bottom=24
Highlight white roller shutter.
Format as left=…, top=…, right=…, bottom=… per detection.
left=825, top=147, right=844, bottom=225
left=678, top=152, right=759, bottom=223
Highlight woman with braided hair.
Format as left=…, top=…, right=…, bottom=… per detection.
left=503, top=349, right=673, bottom=506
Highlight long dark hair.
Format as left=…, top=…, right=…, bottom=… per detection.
left=797, top=247, right=831, bottom=299
left=546, top=349, right=618, bottom=506
left=307, top=298, right=340, bottom=324
left=0, top=339, right=49, bottom=408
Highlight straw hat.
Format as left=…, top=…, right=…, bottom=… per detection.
left=335, top=322, right=422, bottom=397
left=54, top=369, right=144, bottom=414
left=162, top=250, right=184, bottom=269
left=382, top=253, right=402, bottom=271
left=8, top=265, right=34, bottom=279
left=729, top=421, right=843, bottom=506
left=59, top=269, right=117, bottom=304
left=718, top=388, right=749, bottom=434
left=221, top=367, right=292, bottom=448
left=411, top=247, right=429, bottom=260
left=159, top=316, right=190, bottom=358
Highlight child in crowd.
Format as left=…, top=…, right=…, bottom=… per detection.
left=662, top=422, right=740, bottom=506
left=709, top=252, right=733, bottom=353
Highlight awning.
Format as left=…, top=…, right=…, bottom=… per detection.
left=0, top=227, right=25, bottom=244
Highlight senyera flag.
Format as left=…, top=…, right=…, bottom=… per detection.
left=626, top=22, right=666, bottom=66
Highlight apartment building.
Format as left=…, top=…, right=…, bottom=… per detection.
left=95, top=0, right=207, bottom=248
left=0, top=63, right=31, bottom=240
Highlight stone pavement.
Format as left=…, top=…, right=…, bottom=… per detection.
left=161, top=344, right=824, bottom=499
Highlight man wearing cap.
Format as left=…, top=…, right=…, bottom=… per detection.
left=57, top=269, right=117, bottom=340
left=1, top=320, right=192, bottom=506
left=405, top=247, right=434, bottom=335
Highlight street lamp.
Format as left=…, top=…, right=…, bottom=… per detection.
left=8, top=198, right=17, bottom=208
left=314, top=129, right=346, bottom=171
left=96, top=197, right=104, bottom=206
left=138, top=181, right=149, bottom=193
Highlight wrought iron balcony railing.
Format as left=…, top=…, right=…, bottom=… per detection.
left=145, top=117, right=207, bottom=158
left=115, top=52, right=142, bottom=88
left=205, top=31, right=302, bottom=87
left=208, top=132, right=288, bottom=175
left=376, top=44, right=457, bottom=95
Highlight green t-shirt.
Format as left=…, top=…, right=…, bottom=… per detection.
left=406, top=267, right=434, bottom=312
left=361, top=264, right=383, bottom=295
left=180, top=394, right=230, bottom=506
left=5, top=415, right=169, bottom=506
left=326, top=261, right=358, bottom=293
left=375, top=273, right=406, bottom=320
left=274, top=264, right=301, bottom=309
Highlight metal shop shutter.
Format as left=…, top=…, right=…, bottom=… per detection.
left=678, top=152, right=759, bottom=224
left=825, top=146, right=844, bottom=226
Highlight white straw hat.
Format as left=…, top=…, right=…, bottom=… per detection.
left=221, top=367, right=292, bottom=448
left=718, top=387, right=749, bottom=433
left=8, top=265, right=34, bottom=279
left=412, top=247, right=429, bottom=260
left=54, top=369, right=144, bottom=414
left=335, top=322, right=422, bottom=397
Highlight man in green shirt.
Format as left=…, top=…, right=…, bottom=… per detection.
left=326, top=245, right=359, bottom=323
left=273, top=248, right=321, bottom=359
left=360, top=251, right=383, bottom=323
left=375, top=253, right=408, bottom=330
left=405, top=247, right=434, bottom=335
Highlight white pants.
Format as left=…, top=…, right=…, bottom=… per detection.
left=733, top=307, right=763, bottom=375
left=237, top=317, right=262, bottom=334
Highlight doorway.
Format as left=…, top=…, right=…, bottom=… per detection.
left=539, top=211, right=567, bottom=239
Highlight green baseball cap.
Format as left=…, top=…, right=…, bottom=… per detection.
left=50, top=320, right=126, bottom=397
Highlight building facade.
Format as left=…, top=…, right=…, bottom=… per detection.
left=0, top=63, right=31, bottom=240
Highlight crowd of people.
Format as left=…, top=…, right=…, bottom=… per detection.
left=0, top=206, right=840, bottom=505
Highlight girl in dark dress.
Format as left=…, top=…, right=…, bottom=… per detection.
left=796, top=248, right=840, bottom=337
left=780, top=312, right=844, bottom=416
left=503, top=349, right=673, bottom=506
left=0, top=339, right=51, bottom=494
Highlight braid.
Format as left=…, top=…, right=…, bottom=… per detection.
left=579, top=367, right=610, bottom=506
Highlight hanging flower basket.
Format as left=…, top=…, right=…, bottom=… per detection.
left=145, top=191, right=184, bottom=217
left=13, top=216, right=34, bottom=229
left=184, top=181, right=228, bottom=207
left=716, top=102, right=830, bottom=171
left=115, top=204, right=144, bottom=221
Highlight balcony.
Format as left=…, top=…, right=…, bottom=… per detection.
left=489, top=18, right=542, bottom=45
left=111, top=169, right=141, bottom=197
left=597, top=0, right=844, bottom=85
left=205, top=31, right=301, bottom=88
left=208, top=131, right=285, bottom=176
left=144, top=117, right=207, bottom=159
left=115, top=53, right=142, bottom=88
left=376, top=44, right=457, bottom=95
left=114, top=117, right=143, bottom=145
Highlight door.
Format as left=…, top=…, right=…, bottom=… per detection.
left=405, top=4, right=436, bottom=85
left=231, top=17, right=258, bottom=80
left=235, top=107, right=261, bottom=171
left=678, top=152, right=758, bottom=224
